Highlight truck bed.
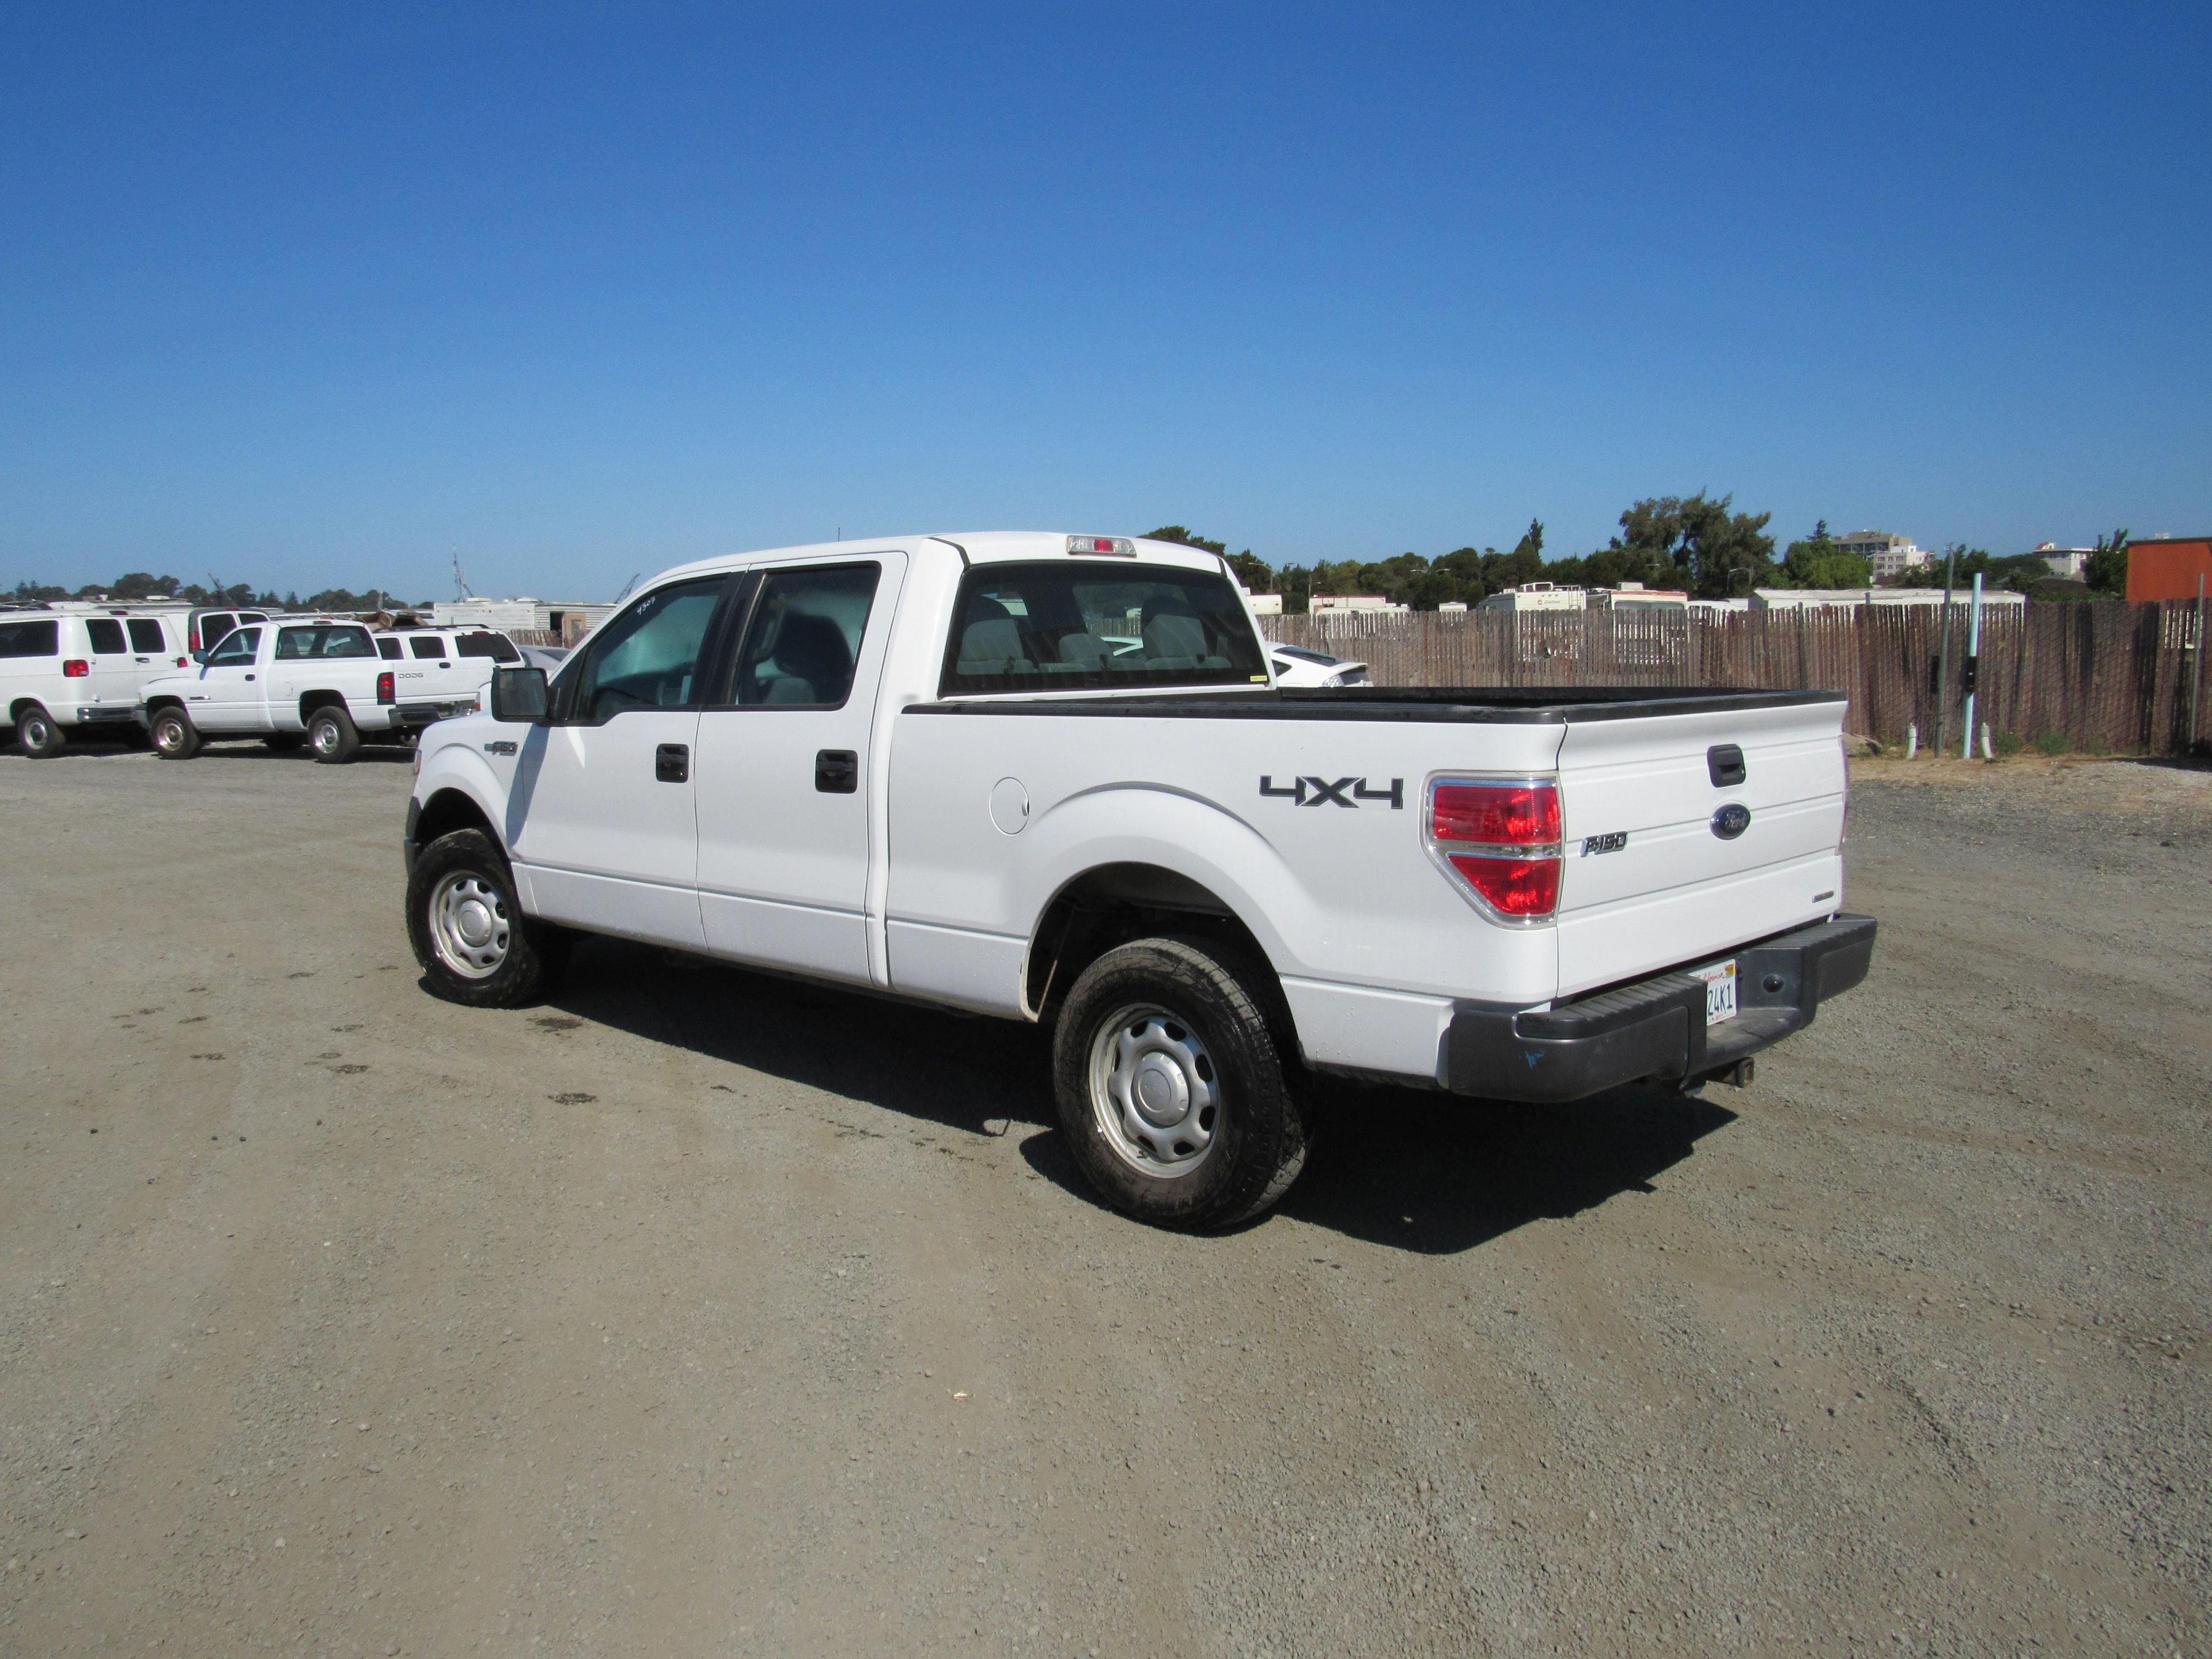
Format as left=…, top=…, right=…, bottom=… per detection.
left=907, top=685, right=1846, bottom=722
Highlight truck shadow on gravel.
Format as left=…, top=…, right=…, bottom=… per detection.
left=548, top=938, right=1736, bottom=1253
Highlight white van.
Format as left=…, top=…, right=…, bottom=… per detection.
left=2, top=608, right=194, bottom=756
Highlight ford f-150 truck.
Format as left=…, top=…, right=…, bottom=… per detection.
left=139, top=619, right=520, bottom=762
left=401, top=532, right=1874, bottom=1228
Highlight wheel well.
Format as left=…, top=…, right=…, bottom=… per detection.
left=298, top=690, right=347, bottom=722
left=143, top=695, right=185, bottom=717
left=415, top=787, right=498, bottom=851
left=1025, top=863, right=1279, bottom=1028
left=9, top=699, right=48, bottom=725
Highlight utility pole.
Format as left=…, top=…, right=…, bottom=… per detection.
left=1961, top=571, right=1984, bottom=758
left=1933, top=547, right=1957, bottom=759
left=2192, top=573, right=2206, bottom=753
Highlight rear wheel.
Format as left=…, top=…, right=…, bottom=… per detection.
left=307, top=704, right=360, bottom=763
left=1052, top=935, right=1312, bottom=1230
left=150, top=707, right=200, bottom=759
left=406, top=828, right=571, bottom=1007
left=16, top=705, right=65, bottom=758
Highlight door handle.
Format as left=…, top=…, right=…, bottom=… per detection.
left=815, top=749, right=858, bottom=794
left=656, top=743, right=690, bottom=783
left=244, top=673, right=256, bottom=681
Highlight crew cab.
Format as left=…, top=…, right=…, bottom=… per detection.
left=138, top=619, right=520, bottom=762
left=2, top=606, right=193, bottom=756
left=401, top=532, right=1874, bottom=1229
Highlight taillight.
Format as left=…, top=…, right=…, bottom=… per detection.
left=175, top=656, right=188, bottom=666
left=1426, top=777, right=1563, bottom=921
left=63, top=658, right=89, bottom=678
left=377, top=671, right=395, bottom=704
left=189, top=628, right=200, bottom=650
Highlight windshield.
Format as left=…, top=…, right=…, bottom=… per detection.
left=940, top=562, right=1267, bottom=696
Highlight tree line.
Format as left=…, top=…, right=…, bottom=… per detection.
left=1146, top=500, right=2132, bottom=613
left=7, top=573, right=435, bottom=612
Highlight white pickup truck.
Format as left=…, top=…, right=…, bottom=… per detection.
left=402, top=532, right=1875, bottom=1228
left=139, top=619, right=521, bottom=762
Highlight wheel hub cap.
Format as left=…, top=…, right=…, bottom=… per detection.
left=428, top=873, right=510, bottom=979
left=1089, top=1005, right=1219, bottom=1176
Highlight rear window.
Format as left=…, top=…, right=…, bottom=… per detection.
left=276, top=624, right=374, bottom=660
left=86, top=619, right=127, bottom=654
left=127, top=618, right=168, bottom=652
left=940, top=562, right=1268, bottom=696
left=454, top=632, right=520, bottom=661
left=0, top=619, right=59, bottom=658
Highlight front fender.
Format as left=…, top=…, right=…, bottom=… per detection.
left=411, top=737, right=515, bottom=859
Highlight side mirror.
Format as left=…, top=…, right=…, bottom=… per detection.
left=191, top=649, right=208, bottom=664
left=489, top=665, right=550, bottom=724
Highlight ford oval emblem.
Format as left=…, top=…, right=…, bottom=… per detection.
left=1711, top=803, right=1752, bottom=840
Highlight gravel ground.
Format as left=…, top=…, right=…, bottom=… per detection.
left=1, top=743, right=2206, bottom=1657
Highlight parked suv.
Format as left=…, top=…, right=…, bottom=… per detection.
left=2, top=607, right=192, bottom=756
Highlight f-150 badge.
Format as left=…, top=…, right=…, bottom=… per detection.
left=1259, top=775, right=1404, bottom=809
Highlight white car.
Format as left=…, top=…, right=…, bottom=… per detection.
left=1267, top=643, right=1370, bottom=687
left=402, top=531, right=1874, bottom=1229
left=2, top=607, right=193, bottom=756
left=138, top=619, right=522, bottom=762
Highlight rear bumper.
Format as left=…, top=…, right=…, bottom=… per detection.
left=392, top=700, right=478, bottom=730
left=1442, top=914, right=1877, bottom=1103
left=71, top=706, right=140, bottom=725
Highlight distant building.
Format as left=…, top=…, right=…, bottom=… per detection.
left=1592, top=582, right=1690, bottom=612
left=2033, top=542, right=2092, bottom=581
left=1243, top=592, right=1283, bottom=617
left=2124, top=537, right=2212, bottom=604
left=1309, top=594, right=1408, bottom=615
left=1835, top=530, right=1930, bottom=581
left=432, top=597, right=616, bottom=642
left=1435, top=600, right=1468, bottom=613
left=1476, top=582, right=1586, bottom=613
left=1752, top=588, right=2025, bottom=613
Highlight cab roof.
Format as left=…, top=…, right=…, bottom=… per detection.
left=650, top=532, right=1226, bottom=588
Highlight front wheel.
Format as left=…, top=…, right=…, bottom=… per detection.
left=16, top=704, right=65, bottom=758
left=150, top=707, right=201, bottom=759
left=1051, top=935, right=1313, bottom=1230
left=307, top=704, right=360, bottom=763
left=406, top=828, right=571, bottom=1007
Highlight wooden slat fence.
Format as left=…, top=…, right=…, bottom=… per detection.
left=1266, top=602, right=2209, bottom=755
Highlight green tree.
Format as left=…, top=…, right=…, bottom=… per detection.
left=2085, top=528, right=2130, bottom=595
left=10, top=579, right=69, bottom=601
left=1604, top=493, right=1777, bottom=597
left=1141, top=525, right=1226, bottom=556
left=1780, top=529, right=1870, bottom=589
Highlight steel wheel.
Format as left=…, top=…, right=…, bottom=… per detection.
left=311, top=718, right=343, bottom=758
left=427, top=872, right=511, bottom=979
left=1087, top=1002, right=1220, bottom=1177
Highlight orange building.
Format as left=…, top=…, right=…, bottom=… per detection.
left=2127, top=537, right=2212, bottom=604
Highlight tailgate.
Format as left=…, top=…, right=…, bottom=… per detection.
left=1554, top=698, right=1847, bottom=997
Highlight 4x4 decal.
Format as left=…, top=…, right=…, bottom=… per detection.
left=1259, top=775, right=1404, bottom=809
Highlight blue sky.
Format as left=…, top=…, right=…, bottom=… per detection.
left=3, top=2, right=2206, bottom=600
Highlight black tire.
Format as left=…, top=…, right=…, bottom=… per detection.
left=264, top=732, right=304, bottom=752
left=16, top=704, right=66, bottom=758
left=1051, top=935, right=1312, bottom=1230
left=150, top=706, right=201, bottom=759
left=406, top=828, right=572, bottom=1007
left=306, top=704, right=361, bottom=764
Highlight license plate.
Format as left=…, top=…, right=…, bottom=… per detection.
left=1692, top=959, right=1738, bottom=1025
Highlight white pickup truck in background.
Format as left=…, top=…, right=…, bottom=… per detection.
left=401, top=531, right=1875, bottom=1228
left=139, top=618, right=521, bottom=762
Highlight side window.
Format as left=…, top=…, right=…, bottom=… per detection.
left=377, top=637, right=403, bottom=660
left=409, top=636, right=447, bottom=660
left=207, top=627, right=260, bottom=666
left=0, top=619, right=59, bottom=658
left=85, top=619, right=127, bottom=654
left=729, top=565, right=880, bottom=708
left=454, top=632, right=520, bottom=661
left=127, top=618, right=168, bottom=652
left=200, top=615, right=237, bottom=650
left=567, top=579, right=725, bottom=723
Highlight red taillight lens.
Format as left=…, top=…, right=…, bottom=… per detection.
left=63, top=658, right=89, bottom=678
left=1431, top=781, right=1560, bottom=847
left=1447, top=854, right=1561, bottom=916
left=1429, top=778, right=1563, bottom=920
left=189, top=628, right=200, bottom=649
left=377, top=671, right=395, bottom=704
left=175, top=656, right=188, bottom=666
